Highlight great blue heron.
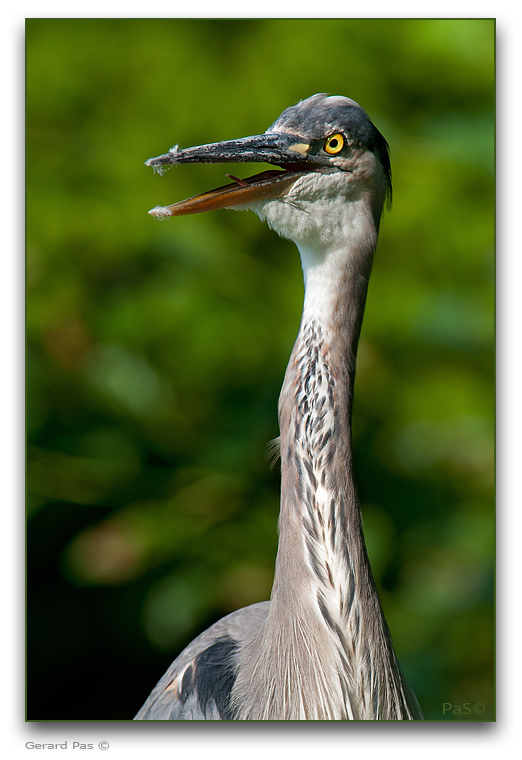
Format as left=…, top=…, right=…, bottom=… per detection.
left=135, top=94, right=422, bottom=721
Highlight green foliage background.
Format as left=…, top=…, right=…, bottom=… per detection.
left=26, top=18, right=494, bottom=721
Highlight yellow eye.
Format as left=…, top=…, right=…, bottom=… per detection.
left=324, top=133, right=345, bottom=155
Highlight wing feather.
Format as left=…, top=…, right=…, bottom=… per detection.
left=134, top=601, right=269, bottom=720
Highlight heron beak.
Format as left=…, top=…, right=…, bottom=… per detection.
left=145, top=132, right=316, bottom=218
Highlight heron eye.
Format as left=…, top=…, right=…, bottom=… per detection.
left=324, top=133, right=345, bottom=155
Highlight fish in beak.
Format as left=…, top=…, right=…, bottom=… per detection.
left=144, top=132, right=321, bottom=218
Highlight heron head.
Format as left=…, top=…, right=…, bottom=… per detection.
left=145, top=94, right=391, bottom=245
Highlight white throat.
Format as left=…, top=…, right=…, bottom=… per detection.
left=298, top=242, right=350, bottom=330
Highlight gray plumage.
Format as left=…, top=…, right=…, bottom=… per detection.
left=135, top=94, right=422, bottom=721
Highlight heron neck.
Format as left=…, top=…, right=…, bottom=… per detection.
left=273, top=238, right=373, bottom=609
left=233, top=223, right=420, bottom=718
left=257, top=234, right=416, bottom=719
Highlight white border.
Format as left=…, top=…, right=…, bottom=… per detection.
left=5, top=4, right=519, bottom=758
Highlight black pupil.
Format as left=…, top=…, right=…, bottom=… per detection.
left=330, top=138, right=338, bottom=148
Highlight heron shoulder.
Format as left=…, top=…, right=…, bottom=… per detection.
left=134, top=601, right=269, bottom=720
